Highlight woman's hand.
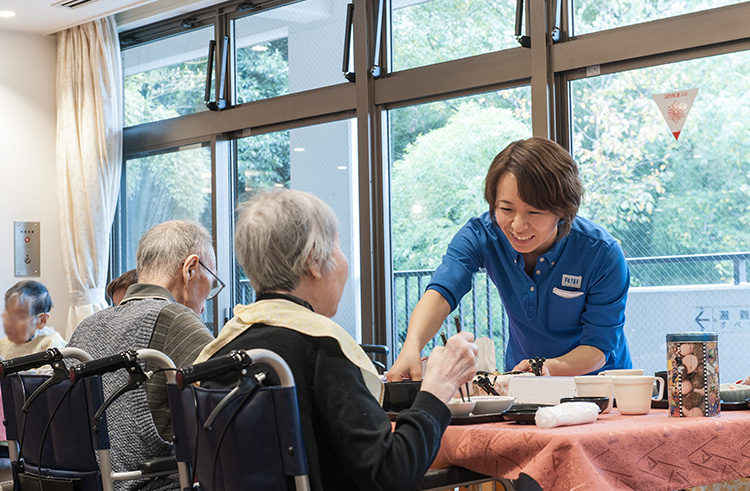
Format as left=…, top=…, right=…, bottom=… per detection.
left=512, top=359, right=551, bottom=376
left=513, top=345, right=605, bottom=376
left=387, top=290, right=452, bottom=382
left=386, top=349, right=423, bottom=381
left=419, top=332, right=479, bottom=404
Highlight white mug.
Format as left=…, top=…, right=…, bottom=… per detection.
left=575, top=375, right=614, bottom=413
left=613, top=376, right=665, bottom=415
left=598, top=368, right=644, bottom=377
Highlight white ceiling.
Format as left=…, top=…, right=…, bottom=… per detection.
left=0, top=0, right=224, bottom=36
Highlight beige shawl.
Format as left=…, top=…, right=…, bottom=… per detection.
left=195, top=299, right=384, bottom=404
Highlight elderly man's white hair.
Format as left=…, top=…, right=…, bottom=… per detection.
left=235, top=189, right=339, bottom=293
left=136, top=220, right=214, bottom=278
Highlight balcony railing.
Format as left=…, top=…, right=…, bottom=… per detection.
left=234, top=252, right=749, bottom=368
left=392, top=252, right=750, bottom=366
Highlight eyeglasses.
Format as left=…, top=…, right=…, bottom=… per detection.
left=1, top=311, right=45, bottom=324
left=199, top=260, right=225, bottom=300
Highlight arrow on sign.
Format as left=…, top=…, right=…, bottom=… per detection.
left=695, top=309, right=710, bottom=330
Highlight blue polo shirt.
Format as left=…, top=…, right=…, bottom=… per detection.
left=427, top=213, right=632, bottom=373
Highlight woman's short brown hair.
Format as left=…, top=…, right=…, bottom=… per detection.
left=106, top=269, right=138, bottom=303
left=484, top=137, right=583, bottom=238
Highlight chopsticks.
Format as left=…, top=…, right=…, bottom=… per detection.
left=442, top=316, right=472, bottom=403
left=440, top=332, right=468, bottom=402
left=529, top=357, right=546, bottom=376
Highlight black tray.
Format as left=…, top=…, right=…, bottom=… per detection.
left=651, top=399, right=668, bottom=409
left=386, top=411, right=506, bottom=425
left=500, top=403, right=552, bottom=425
left=721, top=401, right=749, bottom=411
left=650, top=399, right=748, bottom=411
left=450, top=412, right=507, bottom=425
left=501, top=410, right=537, bottom=424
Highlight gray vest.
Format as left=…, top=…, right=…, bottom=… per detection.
left=69, top=298, right=177, bottom=491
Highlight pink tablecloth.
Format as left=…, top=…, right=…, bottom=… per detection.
left=432, top=409, right=750, bottom=490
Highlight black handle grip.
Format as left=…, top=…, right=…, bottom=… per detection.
left=176, top=350, right=252, bottom=389
left=70, top=350, right=139, bottom=383
left=360, top=344, right=389, bottom=356
left=0, top=348, right=62, bottom=377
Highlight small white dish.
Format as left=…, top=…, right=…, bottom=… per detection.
left=470, top=395, right=515, bottom=415
left=720, top=383, right=750, bottom=402
left=447, top=399, right=476, bottom=417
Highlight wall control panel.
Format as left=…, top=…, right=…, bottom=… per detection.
left=14, top=221, right=40, bottom=277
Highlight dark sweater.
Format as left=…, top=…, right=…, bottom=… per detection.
left=203, top=323, right=450, bottom=491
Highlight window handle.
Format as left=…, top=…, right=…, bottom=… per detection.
left=515, top=0, right=530, bottom=48
left=550, top=0, right=562, bottom=42
left=203, top=39, right=216, bottom=105
left=205, top=36, right=229, bottom=111
left=342, top=3, right=355, bottom=82
left=371, top=0, right=384, bottom=78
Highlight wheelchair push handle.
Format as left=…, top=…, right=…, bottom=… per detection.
left=0, top=348, right=63, bottom=377
left=176, top=350, right=252, bottom=389
left=69, top=350, right=139, bottom=383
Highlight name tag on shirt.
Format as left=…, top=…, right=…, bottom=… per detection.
left=561, top=274, right=582, bottom=289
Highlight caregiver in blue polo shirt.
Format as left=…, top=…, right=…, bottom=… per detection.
left=388, top=137, right=632, bottom=380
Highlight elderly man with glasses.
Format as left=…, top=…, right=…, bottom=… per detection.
left=68, top=220, right=219, bottom=491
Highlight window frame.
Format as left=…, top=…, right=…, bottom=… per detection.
left=116, top=0, right=750, bottom=365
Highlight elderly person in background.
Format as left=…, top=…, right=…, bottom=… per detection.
left=69, top=220, right=219, bottom=490
left=106, top=269, right=138, bottom=306
left=196, top=190, right=478, bottom=491
left=0, top=280, right=66, bottom=359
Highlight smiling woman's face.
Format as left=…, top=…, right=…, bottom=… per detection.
left=494, top=173, right=560, bottom=256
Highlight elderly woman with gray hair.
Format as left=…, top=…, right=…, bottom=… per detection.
left=196, top=189, right=478, bottom=491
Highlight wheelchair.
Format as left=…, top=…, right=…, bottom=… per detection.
left=167, top=348, right=310, bottom=491
left=0, top=347, right=189, bottom=491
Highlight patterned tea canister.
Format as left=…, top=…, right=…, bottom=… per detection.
left=666, top=332, right=719, bottom=417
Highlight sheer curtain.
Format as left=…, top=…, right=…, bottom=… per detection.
left=56, top=17, right=122, bottom=339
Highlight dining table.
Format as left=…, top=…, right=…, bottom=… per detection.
left=429, top=407, right=750, bottom=490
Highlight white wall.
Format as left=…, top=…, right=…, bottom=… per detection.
left=625, top=283, right=750, bottom=385
left=0, top=31, right=69, bottom=337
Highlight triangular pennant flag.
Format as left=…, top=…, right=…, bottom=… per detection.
left=652, top=88, right=699, bottom=140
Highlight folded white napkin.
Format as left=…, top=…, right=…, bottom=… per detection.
left=535, top=402, right=600, bottom=429
left=475, top=337, right=496, bottom=372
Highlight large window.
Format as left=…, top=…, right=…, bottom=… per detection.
left=119, top=0, right=750, bottom=375
left=123, top=27, right=214, bottom=126
left=119, top=143, right=215, bottom=328
left=234, top=0, right=351, bottom=104
left=572, top=0, right=744, bottom=36
left=389, top=88, right=532, bottom=364
left=570, top=51, right=750, bottom=382
left=232, top=119, right=360, bottom=336
left=391, top=0, right=519, bottom=71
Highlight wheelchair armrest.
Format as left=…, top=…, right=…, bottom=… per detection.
left=360, top=344, right=389, bottom=356
left=137, top=456, right=178, bottom=474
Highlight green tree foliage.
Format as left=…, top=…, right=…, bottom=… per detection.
left=574, top=0, right=739, bottom=35
left=122, top=56, right=212, bottom=265
left=124, top=146, right=212, bottom=265
left=392, top=0, right=517, bottom=71
left=391, top=103, right=529, bottom=270
left=124, top=58, right=208, bottom=127
left=121, top=35, right=291, bottom=262
left=390, top=0, right=749, bottom=288
left=236, top=38, right=289, bottom=104
left=235, top=38, right=291, bottom=198
left=572, top=52, right=750, bottom=285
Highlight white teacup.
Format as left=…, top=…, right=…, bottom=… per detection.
left=612, top=376, right=665, bottom=415
left=598, top=368, right=644, bottom=377
left=575, top=375, right=614, bottom=413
